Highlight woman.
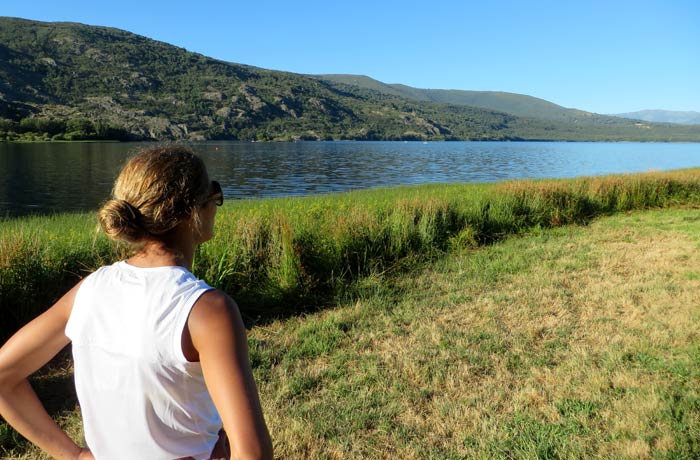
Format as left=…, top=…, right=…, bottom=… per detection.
left=0, top=146, right=273, bottom=460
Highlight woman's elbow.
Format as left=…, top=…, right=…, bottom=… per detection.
left=0, top=364, right=22, bottom=393
left=232, top=439, right=273, bottom=460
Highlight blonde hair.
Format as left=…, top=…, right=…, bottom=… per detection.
left=98, top=145, right=210, bottom=243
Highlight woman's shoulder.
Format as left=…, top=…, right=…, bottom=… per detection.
left=181, top=289, right=244, bottom=362
left=189, top=290, right=243, bottom=336
left=192, top=289, right=238, bottom=317
left=74, top=262, right=120, bottom=291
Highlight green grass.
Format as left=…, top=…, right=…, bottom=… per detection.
left=3, top=169, right=700, bottom=341
left=3, top=205, right=700, bottom=459
left=0, top=213, right=127, bottom=342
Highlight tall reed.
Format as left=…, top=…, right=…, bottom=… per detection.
left=2, top=169, right=699, bottom=337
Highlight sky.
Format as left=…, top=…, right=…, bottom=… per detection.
left=2, top=0, right=698, bottom=114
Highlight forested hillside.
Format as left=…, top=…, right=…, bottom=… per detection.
left=2, top=17, right=700, bottom=142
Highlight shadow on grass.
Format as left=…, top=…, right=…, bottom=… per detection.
left=231, top=248, right=429, bottom=329
left=30, top=348, right=78, bottom=417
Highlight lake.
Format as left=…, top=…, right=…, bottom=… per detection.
left=1, top=141, right=699, bottom=217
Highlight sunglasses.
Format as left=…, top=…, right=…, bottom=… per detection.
left=207, top=180, right=224, bottom=207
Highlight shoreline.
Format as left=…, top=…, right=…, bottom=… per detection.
left=2, top=138, right=699, bottom=144
left=3, top=166, right=700, bottom=220
left=2, top=169, right=700, bottom=341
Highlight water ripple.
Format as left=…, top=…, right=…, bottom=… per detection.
left=1, top=141, right=698, bottom=216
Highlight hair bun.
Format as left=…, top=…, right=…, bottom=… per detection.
left=98, top=199, right=148, bottom=243
left=99, top=146, right=209, bottom=244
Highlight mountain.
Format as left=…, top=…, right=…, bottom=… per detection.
left=1, top=17, right=700, bottom=142
left=317, top=74, right=593, bottom=121
left=612, top=110, right=700, bottom=125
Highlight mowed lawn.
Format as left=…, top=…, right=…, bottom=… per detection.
left=5, top=207, right=700, bottom=459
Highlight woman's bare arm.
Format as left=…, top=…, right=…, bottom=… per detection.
left=0, top=281, right=93, bottom=460
left=187, top=290, right=273, bottom=460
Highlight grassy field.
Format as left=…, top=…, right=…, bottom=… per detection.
left=2, top=207, right=699, bottom=459
left=249, top=207, right=700, bottom=459
left=3, top=169, right=700, bottom=341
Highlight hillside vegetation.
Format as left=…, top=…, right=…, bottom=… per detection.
left=2, top=17, right=700, bottom=142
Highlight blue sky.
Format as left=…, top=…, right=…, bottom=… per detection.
left=3, top=0, right=698, bottom=114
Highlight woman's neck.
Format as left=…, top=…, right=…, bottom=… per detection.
left=126, top=219, right=198, bottom=270
left=127, top=240, right=195, bottom=271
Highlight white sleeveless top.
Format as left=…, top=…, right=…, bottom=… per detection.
left=65, top=261, right=221, bottom=460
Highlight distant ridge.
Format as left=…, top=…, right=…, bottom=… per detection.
left=612, top=110, right=700, bottom=125
left=318, top=74, right=599, bottom=121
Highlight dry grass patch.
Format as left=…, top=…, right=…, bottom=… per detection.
left=250, top=208, right=700, bottom=459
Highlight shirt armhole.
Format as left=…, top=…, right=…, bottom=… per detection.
left=173, top=286, right=215, bottom=364
left=64, top=271, right=97, bottom=342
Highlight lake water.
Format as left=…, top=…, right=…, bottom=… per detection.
left=1, top=141, right=699, bottom=217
